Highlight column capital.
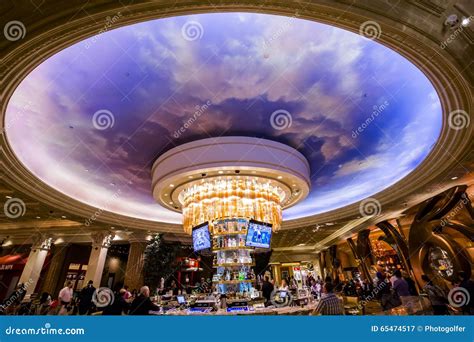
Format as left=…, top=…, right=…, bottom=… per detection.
left=128, top=231, right=150, bottom=244
left=31, top=234, right=53, bottom=251
left=90, top=231, right=114, bottom=249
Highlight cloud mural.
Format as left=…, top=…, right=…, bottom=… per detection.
left=5, top=12, right=442, bottom=223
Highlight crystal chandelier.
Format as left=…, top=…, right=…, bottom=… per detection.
left=179, top=176, right=285, bottom=234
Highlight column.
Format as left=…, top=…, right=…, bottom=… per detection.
left=40, top=243, right=69, bottom=297
left=18, top=235, right=53, bottom=297
left=84, top=231, right=114, bottom=288
left=124, top=232, right=148, bottom=291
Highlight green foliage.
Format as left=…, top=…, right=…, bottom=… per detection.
left=143, top=234, right=179, bottom=288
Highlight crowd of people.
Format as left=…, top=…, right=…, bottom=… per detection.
left=258, top=269, right=474, bottom=316
left=1, top=270, right=473, bottom=316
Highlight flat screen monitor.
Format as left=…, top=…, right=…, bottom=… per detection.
left=192, top=222, right=211, bottom=252
left=245, top=219, right=272, bottom=248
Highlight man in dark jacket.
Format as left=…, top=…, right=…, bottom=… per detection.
left=261, top=276, right=274, bottom=305
left=129, top=286, right=160, bottom=315
left=78, top=280, right=95, bottom=315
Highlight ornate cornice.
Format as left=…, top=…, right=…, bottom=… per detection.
left=0, top=1, right=472, bottom=244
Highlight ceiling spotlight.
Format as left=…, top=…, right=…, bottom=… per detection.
left=218, top=170, right=224, bottom=174
left=61, top=215, right=67, bottom=219
left=451, top=176, right=458, bottom=180
left=461, top=17, right=471, bottom=27
left=169, top=201, right=173, bottom=204
left=277, top=176, right=283, bottom=179
left=164, top=194, right=168, bottom=197
left=36, top=216, right=41, bottom=219
left=297, top=243, right=306, bottom=246
left=188, top=176, right=193, bottom=179
left=5, top=195, right=12, bottom=199
left=169, top=184, right=174, bottom=187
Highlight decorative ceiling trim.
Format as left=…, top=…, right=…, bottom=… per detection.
left=0, top=1, right=472, bottom=243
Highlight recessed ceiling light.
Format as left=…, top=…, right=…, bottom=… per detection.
left=169, top=184, right=174, bottom=187
left=188, top=176, right=193, bottom=179
left=461, top=17, right=471, bottom=27
left=277, top=176, right=283, bottom=179
left=218, top=170, right=224, bottom=174
left=36, top=216, right=41, bottom=219
left=292, top=184, right=296, bottom=187
left=169, top=201, right=173, bottom=204
left=297, top=243, right=306, bottom=246
left=5, top=195, right=12, bottom=199
left=61, top=215, right=67, bottom=219
left=451, top=176, right=458, bottom=180
left=164, top=194, right=168, bottom=197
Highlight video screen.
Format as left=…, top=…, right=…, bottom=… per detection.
left=192, top=222, right=211, bottom=251
left=245, top=219, right=272, bottom=248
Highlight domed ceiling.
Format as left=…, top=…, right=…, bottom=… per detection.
left=5, top=12, right=442, bottom=224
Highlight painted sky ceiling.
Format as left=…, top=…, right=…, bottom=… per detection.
left=5, top=13, right=442, bottom=224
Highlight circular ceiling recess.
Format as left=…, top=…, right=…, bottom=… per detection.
left=5, top=12, right=442, bottom=224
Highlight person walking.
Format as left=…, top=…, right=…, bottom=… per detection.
left=78, top=280, right=96, bottom=315
left=58, top=281, right=74, bottom=315
left=392, top=270, right=414, bottom=313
